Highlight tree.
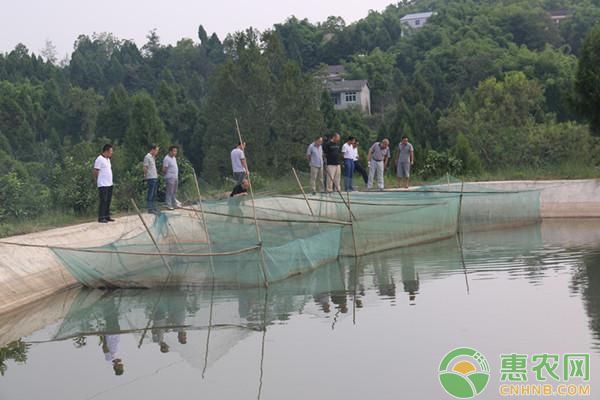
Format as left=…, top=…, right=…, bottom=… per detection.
left=40, top=39, right=58, bottom=64
left=124, top=92, right=170, bottom=161
left=575, top=23, right=600, bottom=135
left=96, top=84, right=131, bottom=141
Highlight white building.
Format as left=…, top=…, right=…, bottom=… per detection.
left=327, top=80, right=371, bottom=115
left=400, top=11, right=434, bottom=34
left=549, top=9, right=570, bottom=24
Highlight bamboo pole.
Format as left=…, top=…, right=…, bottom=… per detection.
left=0, top=239, right=260, bottom=258
left=235, top=118, right=269, bottom=288
left=177, top=206, right=351, bottom=225
left=257, top=289, right=268, bottom=400
left=191, top=169, right=218, bottom=378
left=323, top=165, right=357, bottom=220
left=347, top=191, right=359, bottom=259
left=456, top=180, right=465, bottom=235
left=131, top=199, right=172, bottom=274
left=192, top=170, right=216, bottom=276
left=292, top=167, right=314, bottom=216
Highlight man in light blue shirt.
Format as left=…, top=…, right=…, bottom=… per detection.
left=395, top=136, right=415, bottom=188
left=162, top=145, right=179, bottom=210
left=306, top=136, right=324, bottom=194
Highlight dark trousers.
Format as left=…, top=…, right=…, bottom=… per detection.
left=98, top=186, right=113, bottom=221
left=354, top=162, right=368, bottom=184
left=233, top=171, right=247, bottom=185
left=343, top=159, right=355, bottom=191
left=146, top=178, right=158, bottom=210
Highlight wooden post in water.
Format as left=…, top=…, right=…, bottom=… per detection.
left=130, top=199, right=172, bottom=274
left=235, top=118, right=269, bottom=288
left=292, top=167, right=314, bottom=216
left=456, top=180, right=465, bottom=235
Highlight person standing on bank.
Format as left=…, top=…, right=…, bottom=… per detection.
left=341, top=136, right=356, bottom=192
left=367, top=139, right=390, bottom=191
left=231, top=142, right=249, bottom=185
left=93, top=144, right=114, bottom=223
left=163, top=146, right=179, bottom=210
left=143, top=144, right=160, bottom=214
left=306, top=136, right=324, bottom=195
left=323, top=133, right=341, bottom=193
left=395, top=136, right=415, bottom=189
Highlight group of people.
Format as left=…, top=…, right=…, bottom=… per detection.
left=306, top=134, right=415, bottom=194
left=92, top=135, right=414, bottom=223
left=93, top=143, right=181, bottom=223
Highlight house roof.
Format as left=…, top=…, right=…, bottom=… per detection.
left=549, top=9, right=570, bottom=17
left=327, top=80, right=368, bottom=93
left=400, top=11, right=434, bottom=21
left=327, top=65, right=345, bottom=75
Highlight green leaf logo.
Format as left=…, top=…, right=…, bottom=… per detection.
left=439, top=347, right=490, bottom=399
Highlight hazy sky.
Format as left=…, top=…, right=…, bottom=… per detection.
left=2, top=0, right=396, bottom=58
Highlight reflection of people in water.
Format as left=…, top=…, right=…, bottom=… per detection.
left=102, top=335, right=124, bottom=376
left=167, top=292, right=188, bottom=345
left=373, top=254, right=396, bottom=300
left=100, top=296, right=124, bottom=375
left=331, top=292, right=348, bottom=314
left=401, top=255, right=419, bottom=305
left=152, top=302, right=170, bottom=353
left=313, top=292, right=331, bottom=313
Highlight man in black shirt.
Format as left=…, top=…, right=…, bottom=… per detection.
left=323, top=133, right=341, bottom=193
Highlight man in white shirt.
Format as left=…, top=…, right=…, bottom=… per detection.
left=306, top=136, right=324, bottom=194
left=341, top=136, right=357, bottom=192
left=143, top=144, right=160, bottom=214
left=231, top=142, right=248, bottom=185
left=93, top=144, right=114, bottom=223
left=163, top=146, right=179, bottom=210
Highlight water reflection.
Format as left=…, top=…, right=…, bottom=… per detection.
left=2, top=220, right=600, bottom=400
left=572, top=249, right=600, bottom=349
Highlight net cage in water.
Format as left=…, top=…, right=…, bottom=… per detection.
left=413, top=177, right=542, bottom=231
left=53, top=201, right=344, bottom=288
left=50, top=179, right=540, bottom=289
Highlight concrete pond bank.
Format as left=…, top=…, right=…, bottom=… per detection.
left=0, top=179, right=598, bottom=317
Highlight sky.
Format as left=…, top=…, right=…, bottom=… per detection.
left=1, top=0, right=397, bottom=59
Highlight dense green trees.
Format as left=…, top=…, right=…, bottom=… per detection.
left=0, top=0, right=599, bottom=227
left=575, top=23, right=600, bottom=134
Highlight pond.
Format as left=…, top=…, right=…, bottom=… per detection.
left=1, top=219, right=599, bottom=400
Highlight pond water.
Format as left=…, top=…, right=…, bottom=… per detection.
left=1, top=219, right=599, bottom=400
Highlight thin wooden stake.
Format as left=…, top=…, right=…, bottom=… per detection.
left=192, top=169, right=215, bottom=276
left=324, top=165, right=357, bottom=220
left=456, top=180, right=465, bottom=235
left=292, top=167, right=314, bottom=216
left=130, top=199, right=172, bottom=274
left=235, top=118, right=269, bottom=288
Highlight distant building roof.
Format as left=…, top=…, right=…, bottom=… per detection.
left=327, top=65, right=345, bottom=75
left=549, top=9, right=569, bottom=17
left=327, top=80, right=368, bottom=93
left=400, top=11, right=434, bottom=21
